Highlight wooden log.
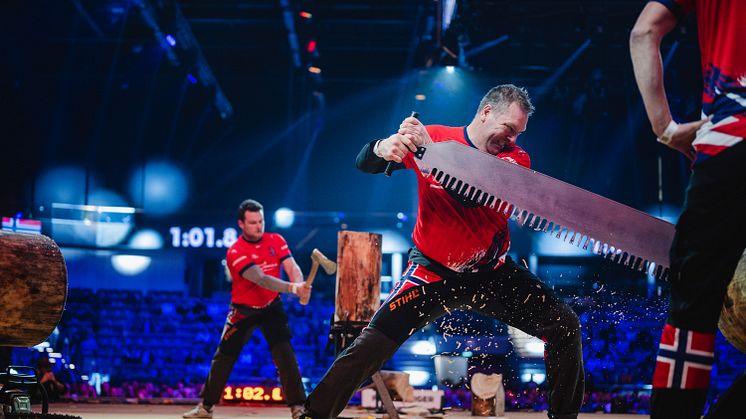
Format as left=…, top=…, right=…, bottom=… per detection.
left=334, top=231, right=381, bottom=323
left=719, top=250, right=746, bottom=353
left=0, top=231, right=67, bottom=347
left=381, top=370, right=414, bottom=402
left=361, top=370, right=413, bottom=402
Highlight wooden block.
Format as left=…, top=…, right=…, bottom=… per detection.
left=0, top=232, right=67, bottom=347
left=334, top=231, right=382, bottom=323
left=720, top=250, right=746, bottom=353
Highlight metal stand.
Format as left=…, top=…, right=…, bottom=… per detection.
left=371, top=371, right=400, bottom=419
left=329, top=320, right=399, bottom=419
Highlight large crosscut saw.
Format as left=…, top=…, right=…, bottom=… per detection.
left=412, top=141, right=675, bottom=279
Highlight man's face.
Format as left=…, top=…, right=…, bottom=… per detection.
left=238, top=210, right=264, bottom=241
left=481, top=101, right=529, bottom=155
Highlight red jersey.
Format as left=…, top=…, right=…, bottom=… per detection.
left=403, top=125, right=531, bottom=273
left=226, top=232, right=292, bottom=308
left=658, top=0, right=746, bottom=160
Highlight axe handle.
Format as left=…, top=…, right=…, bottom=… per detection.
left=299, top=260, right=319, bottom=305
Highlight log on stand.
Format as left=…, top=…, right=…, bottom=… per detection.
left=334, top=230, right=382, bottom=323
left=331, top=230, right=383, bottom=353
left=0, top=231, right=68, bottom=347
left=332, top=231, right=401, bottom=419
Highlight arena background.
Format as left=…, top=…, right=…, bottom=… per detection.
left=1, top=0, right=744, bottom=416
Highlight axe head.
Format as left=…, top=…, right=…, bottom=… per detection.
left=311, top=248, right=337, bottom=275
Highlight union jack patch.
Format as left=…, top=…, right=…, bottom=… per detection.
left=652, top=324, right=715, bottom=390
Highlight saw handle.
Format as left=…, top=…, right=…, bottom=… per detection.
left=384, top=111, right=420, bottom=176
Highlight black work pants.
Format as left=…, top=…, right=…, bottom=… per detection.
left=652, top=142, right=746, bottom=419
left=200, top=298, right=306, bottom=406
left=305, top=257, right=585, bottom=419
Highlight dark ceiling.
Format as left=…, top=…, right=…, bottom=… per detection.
left=0, top=0, right=700, bottom=223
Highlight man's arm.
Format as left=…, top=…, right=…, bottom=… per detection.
left=356, top=119, right=428, bottom=174
left=630, top=2, right=707, bottom=160
left=241, top=264, right=306, bottom=297
left=281, top=256, right=304, bottom=283
left=355, top=139, right=395, bottom=173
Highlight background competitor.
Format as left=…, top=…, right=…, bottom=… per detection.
left=184, top=199, right=311, bottom=419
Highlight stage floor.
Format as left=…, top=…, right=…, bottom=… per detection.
left=48, top=403, right=646, bottom=418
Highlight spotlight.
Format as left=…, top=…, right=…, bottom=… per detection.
left=129, top=229, right=164, bottom=250
left=111, top=255, right=152, bottom=276
left=410, top=340, right=436, bottom=355
left=403, top=370, right=431, bottom=386
left=274, top=208, right=295, bottom=228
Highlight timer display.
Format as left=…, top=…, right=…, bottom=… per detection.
left=169, top=226, right=238, bottom=248
left=222, top=385, right=284, bottom=403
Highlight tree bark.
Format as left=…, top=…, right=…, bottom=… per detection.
left=334, top=231, right=381, bottom=323
left=0, top=232, right=67, bottom=347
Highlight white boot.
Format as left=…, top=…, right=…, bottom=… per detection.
left=290, top=404, right=305, bottom=419
left=183, top=402, right=213, bottom=418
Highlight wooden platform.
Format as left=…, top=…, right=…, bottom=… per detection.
left=47, top=403, right=647, bottom=418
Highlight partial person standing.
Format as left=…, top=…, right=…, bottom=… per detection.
left=630, top=1, right=746, bottom=417
left=184, top=199, right=311, bottom=419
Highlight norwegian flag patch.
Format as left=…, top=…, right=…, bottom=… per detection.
left=652, top=324, right=715, bottom=390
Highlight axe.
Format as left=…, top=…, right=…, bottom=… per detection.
left=300, top=248, right=336, bottom=305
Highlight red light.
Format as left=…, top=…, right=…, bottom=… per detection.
left=299, top=11, right=312, bottom=19
left=306, top=40, right=317, bottom=53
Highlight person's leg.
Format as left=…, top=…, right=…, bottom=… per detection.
left=259, top=300, right=306, bottom=406
left=703, top=371, right=746, bottom=419
left=304, top=262, right=458, bottom=419
left=474, top=258, right=584, bottom=419
left=651, top=143, right=746, bottom=419
left=304, top=327, right=400, bottom=419
left=200, top=306, right=259, bottom=406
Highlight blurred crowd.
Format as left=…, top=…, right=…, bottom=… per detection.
left=6, top=288, right=744, bottom=415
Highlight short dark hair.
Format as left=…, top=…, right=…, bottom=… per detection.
left=237, top=199, right=263, bottom=221
left=477, top=84, right=535, bottom=117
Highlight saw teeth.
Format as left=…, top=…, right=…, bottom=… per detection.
left=427, top=166, right=672, bottom=279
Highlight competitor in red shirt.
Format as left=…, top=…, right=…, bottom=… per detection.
left=300, top=85, right=585, bottom=419
left=184, top=199, right=311, bottom=419
left=631, top=1, right=746, bottom=418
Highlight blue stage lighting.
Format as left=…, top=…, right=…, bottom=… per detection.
left=128, top=160, right=189, bottom=216
left=111, top=255, right=152, bottom=276
left=410, top=340, right=437, bottom=355
left=35, top=166, right=91, bottom=206
left=274, top=208, right=295, bottom=228
left=129, top=229, right=164, bottom=250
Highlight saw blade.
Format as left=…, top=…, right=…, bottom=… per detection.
left=413, top=141, right=675, bottom=279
